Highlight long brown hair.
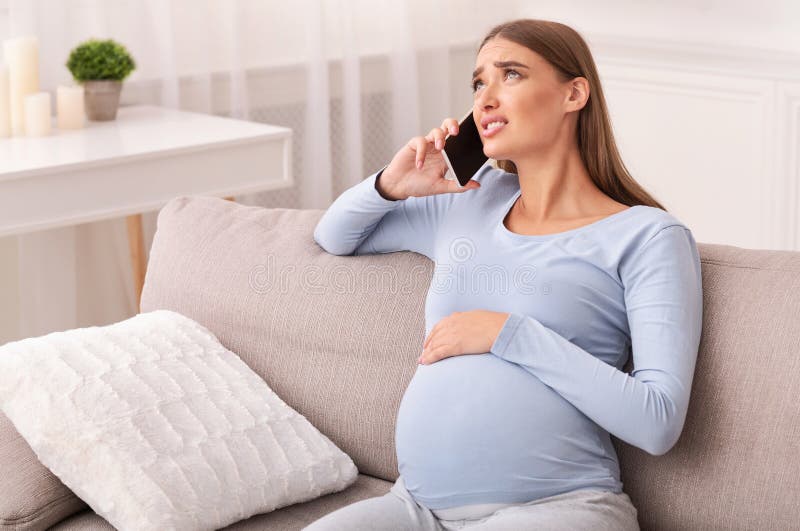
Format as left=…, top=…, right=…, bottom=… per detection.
left=478, top=19, right=666, bottom=210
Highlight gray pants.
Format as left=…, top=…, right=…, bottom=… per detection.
left=303, top=476, right=640, bottom=530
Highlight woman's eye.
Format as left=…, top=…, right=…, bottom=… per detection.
left=471, top=69, right=521, bottom=93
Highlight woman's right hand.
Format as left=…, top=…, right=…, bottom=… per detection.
left=377, top=117, right=482, bottom=200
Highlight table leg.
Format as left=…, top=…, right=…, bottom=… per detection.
left=126, top=214, right=146, bottom=311
left=125, top=198, right=233, bottom=311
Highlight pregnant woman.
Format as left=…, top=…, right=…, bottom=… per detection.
left=306, top=18, right=703, bottom=531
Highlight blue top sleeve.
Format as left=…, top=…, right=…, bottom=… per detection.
left=313, top=166, right=455, bottom=259
left=489, top=225, right=704, bottom=455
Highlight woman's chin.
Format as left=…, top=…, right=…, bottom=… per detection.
left=483, top=147, right=509, bottom=161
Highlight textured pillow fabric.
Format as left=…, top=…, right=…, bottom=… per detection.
left=0, top=309, right=358, bottom=531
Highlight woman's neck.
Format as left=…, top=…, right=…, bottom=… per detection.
left=512, top=145, right=607, bottom=222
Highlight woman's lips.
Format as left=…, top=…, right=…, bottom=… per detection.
left=482, top=122, right=507, bottom=138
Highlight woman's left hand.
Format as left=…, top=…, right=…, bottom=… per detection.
left=419, top=310, right=510, bottom=365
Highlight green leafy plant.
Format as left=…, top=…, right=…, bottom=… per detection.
left=66, top=38, right=136, bottom=82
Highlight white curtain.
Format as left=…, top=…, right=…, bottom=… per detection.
left=0, top=0, right=520, bottom=343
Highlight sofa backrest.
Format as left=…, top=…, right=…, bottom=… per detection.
left=142, top=196, right=800, bottom=530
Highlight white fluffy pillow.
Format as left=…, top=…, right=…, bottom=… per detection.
left=0, top=309, right=357, bottom=530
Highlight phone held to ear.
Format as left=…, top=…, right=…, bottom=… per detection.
left=441, top=109, right=490, bottom=187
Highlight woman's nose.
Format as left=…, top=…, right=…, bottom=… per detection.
left=476, top=85, right=498, bottom=110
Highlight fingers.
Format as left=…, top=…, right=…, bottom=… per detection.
left=420, top=336, right=439, bottom=364
left=419, top=343, right=449, bottom=365
left=408, top=136, right=430, bottom=169
left=443, top=179, right=481, bottom=194
left=425, top=127, right=448, bottom=151
left=423, top=325, right=438, bottom=350
left=440, top=118, right=459, bottom=136
left=410, top=118, right=462, bottom=170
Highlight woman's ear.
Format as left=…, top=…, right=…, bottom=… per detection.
left=567, top=77, right=590, bottom=111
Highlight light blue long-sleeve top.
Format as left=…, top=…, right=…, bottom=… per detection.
left=313, top=163, right=704, bottom=510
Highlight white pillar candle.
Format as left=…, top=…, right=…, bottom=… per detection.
left=0, top=64, right=10, bottom=138
left=24, top=92, right=51, bottom=137
left=56, top=85, right=84, bottom=130
left=3, top=36, right=39, bottom=136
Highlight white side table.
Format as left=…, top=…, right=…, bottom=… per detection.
left=0, top=105, right=293, bottom=307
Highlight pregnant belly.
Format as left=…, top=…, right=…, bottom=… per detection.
left=395, top=352, right=615, bottom=507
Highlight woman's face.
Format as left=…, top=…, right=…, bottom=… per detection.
left=471, top=37, right=574, bottom=162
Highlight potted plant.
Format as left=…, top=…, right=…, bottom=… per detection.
left=66, top=38, right=136, bottom=121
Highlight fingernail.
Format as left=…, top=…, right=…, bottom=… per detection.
left=417, top=160, right=422, bottom=169
left=450, top=126, right=457, bottom=134
left=436, top=139, right=442, bottom=150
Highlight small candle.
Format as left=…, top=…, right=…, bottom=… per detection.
left=57, top=85, right=84, bottom=129
left=24, top=92, right=51, bottom=137
left=0, top=64, right=10, bottom=138
left=3, top=36, right=39, bottom=136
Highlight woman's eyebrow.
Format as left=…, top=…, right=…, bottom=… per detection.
left=472, top=61, right=529, bottom=80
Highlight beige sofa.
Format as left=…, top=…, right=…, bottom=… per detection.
left=2, top=195, right=799, bottom=530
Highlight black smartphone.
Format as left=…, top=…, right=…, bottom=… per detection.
left=441, top=109, right=489, bottom=187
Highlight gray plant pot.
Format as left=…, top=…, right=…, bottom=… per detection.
left=83, top=80, right=123, bottom=121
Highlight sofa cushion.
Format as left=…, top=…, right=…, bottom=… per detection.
left=0, top=411, right=88, bottom=530
left=0, top=309, right=357, bottom=530
left=48, top=473, right=393, bottom=531
left=613, top=243, right=800, bottom=530
left=141, top=197, right=434, bottom=483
